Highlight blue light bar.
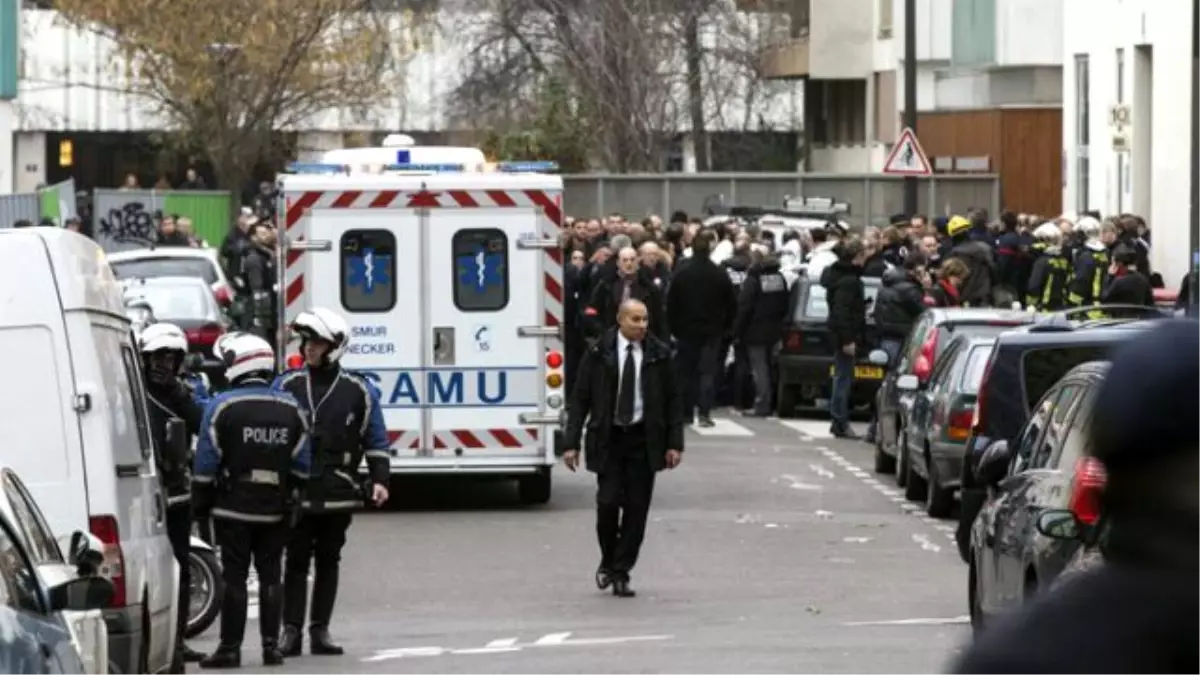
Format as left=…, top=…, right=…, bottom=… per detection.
left=382, top=163, right=466, bottom=172
left=496, top=161, right=559, bottom=173
left=286, top=162, right=349, bottom=175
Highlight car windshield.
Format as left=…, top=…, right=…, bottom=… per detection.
left=960, top=345, right=995, bottom=394
left=111, top=257, right=218, bottom=285
left=127, top=283, right=215, bottom=322
left=800, top=284, right=880, bottom=321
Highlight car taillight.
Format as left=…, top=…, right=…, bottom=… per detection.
left=912, top=327, right=939, bottom=382
left=947, top=409, right=973, bottom=440
left=211, top=284, right=233, bottom=307
left=784, top=329, right=803, bottom=351
left=186, top=323, right=224, bottom=347
left=971, top=354, right=997, bottom=432
left=88, top=515, right=127, bottom=607
left=1068, top=457, right=1107, bottom=525
left=286, top=353, right=304, bottom=370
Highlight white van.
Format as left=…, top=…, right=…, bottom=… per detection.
left=0, top=228, right=179, bottom=673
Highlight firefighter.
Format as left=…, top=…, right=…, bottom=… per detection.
left=273, top=307, right=390, bottom=657
left=1066, top=216, right=1113, bottom=311
left=1025, top=223, right=1072, bottom=312
left=194, top=334, right=311, bottom=669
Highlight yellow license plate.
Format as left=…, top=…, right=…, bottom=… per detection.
left=829, top=365, right=885, bottom=379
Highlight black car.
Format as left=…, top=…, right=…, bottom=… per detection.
left=893, top=334, right=996, bottom=516
left=776, top=275, right=882, bottom=417
left=954, top=306, right=1167, bottom=561
left=874, top=308, right=1034, bottom=474
left=968, top=360, right=1110, bottom=630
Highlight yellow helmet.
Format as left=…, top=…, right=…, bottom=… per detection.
left=947, top=215, right=972, bottom=238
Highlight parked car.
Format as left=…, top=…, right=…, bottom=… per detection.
left=107, top=247, right=234, bottom=309
left=0, top=228, right=181, bottom=675
left=776, top=275, right=882, bottom=417
left=954, top=306, right=1167, bottom=561
left=0, top=466, right=113, bottom=673
left=893, top=334, right=995, bottom=516
left=121, top=276, right=232, bottom=387
left=968, top=360, right=1110, bottom=630
left=874, top=308, right=1034, bottom=475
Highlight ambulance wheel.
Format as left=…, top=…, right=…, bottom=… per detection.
left=518, top=469, right=552, bottom=505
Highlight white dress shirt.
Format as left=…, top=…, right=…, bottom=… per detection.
left=616, top=332, right=644, bottom=425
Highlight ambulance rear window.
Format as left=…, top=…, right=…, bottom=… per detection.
left=453, top=229, right=509, bottom=312
left=340, top=229, right=397, bottom=313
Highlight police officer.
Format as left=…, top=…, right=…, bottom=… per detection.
left=242, top=223, right=278, bottom=340
left=732, top=249, right=791, bottom=417
left=273, top=307, right=390, bottom=656
left=953, top=319, right=1198, bottom=673
left=193, top=334, right=310, bottom=669
left=138, top=323, right=206, bottom=664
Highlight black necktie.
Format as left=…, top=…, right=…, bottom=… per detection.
left=617, top=343, right=636, bottom=425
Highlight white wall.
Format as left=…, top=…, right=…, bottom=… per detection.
left=1062, top=0, right=1196, bottom=287
left=892, top=0, right=954, bottom=63
left=996, top=0, right=1065, bottom=67
left=810, top=0, right=875, bottom=78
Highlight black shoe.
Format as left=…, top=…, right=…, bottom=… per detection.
left=198, top=646, right=241, bottom=669
left=834, top=427, right=860, bottom=440
left=310, top=626, right=344, bottom=655
left=262, top=643, right=285, bottom=667
left=611, top=579, right=637, bottom=598
left=180, top=645, right=207, bottom=663
left=697, top=416, right=715, bottom=428
left=279, top=625, right=302, bottom=657
left=595, top=567, right=613, bottom=590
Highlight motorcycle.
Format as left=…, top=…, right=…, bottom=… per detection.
left=186, top=526, right=223, bottom=638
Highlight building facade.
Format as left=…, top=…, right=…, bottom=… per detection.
left=1062, top=0, right=1198, bottom=287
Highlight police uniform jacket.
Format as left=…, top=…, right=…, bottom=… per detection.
left=272, top=367, right=390, bottom=512
left=733, top=261, right=790, bottom=346
left=193, top=382, right=311, bottom=523
left=146, top=380, right=203, bottom=508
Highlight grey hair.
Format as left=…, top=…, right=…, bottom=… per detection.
left=610, top=234, right=633, bottom=251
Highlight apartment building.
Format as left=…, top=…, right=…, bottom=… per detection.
left=754, top=0, right=1065, bottom=215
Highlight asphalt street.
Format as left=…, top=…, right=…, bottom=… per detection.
left=191, top=413, right=971, bottom=673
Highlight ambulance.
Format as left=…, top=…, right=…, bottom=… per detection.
left=274, top=135, right=565, bottom=504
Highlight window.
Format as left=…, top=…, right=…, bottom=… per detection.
left=960, top=345, right=994, bottom=394
left=877, top=0, right=893, bottom=38
left=2, top=473, right=62, bottom=565
left=110, top=258, right=218, bottom=284
left=1029, top=383, right=1082, bottom=469
left=799, top=283, right=881, bottom=321
left=340, top=229, right=398, bottom=313
left=452, top=229, right=509, bottom=312
left=128, top=283, right=216, bottom=322
left=1051, top=387, right=1096, bottom=469
left=119, top=344, right=154, bottom=463
left=929, top=340, right=964, bottom=388
left=951, top=0, right=997, bottom=67
left=1074, top=53, right=1091, bottom=213
left=0, top=518, right=43, bottom=614
left=1012, top=391, right=1053, bottom=473
left=899, top=316, right=933, bottom=372
left=1020, top=346, right=1108, bottom=412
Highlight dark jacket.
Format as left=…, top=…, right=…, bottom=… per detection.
left=861, top=253, right=888, bottom=278
left=565, top=329, right=685, bottom=473
left=720, top=253, right=752, bottom=292
left=1101, top=270, right=1155, bottom=306
left=733, top=262, right=790, bottom=346
left=145, top=379, right=204, bottom=507
left=949, top=238, right=996, bottom=306
left=584, top=266, right=668, bottom=341
left=1026, top=247, right=1072, bottom=311
left=927, top=278, right=961, bottom=308
left=1068, top=242, right=1110, bottom=307
left=667, top=255, right=737, bottom=340
left=821, top=261, right=866, bottom=349
left=873, top=268, right=925, bottom=339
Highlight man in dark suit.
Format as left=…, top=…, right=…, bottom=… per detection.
left=564, top=299, right=684, bottom=598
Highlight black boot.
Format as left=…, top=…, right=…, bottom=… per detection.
left=310, top=626, right=344, bottom=655
left=198, top=645, right=241, bottom=669
left=262, top=640, right=284, bottom=667
left=279, top=625, right=302, bottom=657
left=179, top=644, right=207, bottom=663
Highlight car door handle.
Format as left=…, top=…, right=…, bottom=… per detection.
left=154, top=492, right=165, bottom=523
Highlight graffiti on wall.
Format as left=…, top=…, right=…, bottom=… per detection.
left=94, top=192, right=163, bottom=252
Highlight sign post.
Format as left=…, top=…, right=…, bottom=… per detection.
left=883, top=127, right=933, bottom=177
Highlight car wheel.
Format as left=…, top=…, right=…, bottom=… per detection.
left=518, top=468, right=552, bottom=505
left=775, top=382, right=798, bottom=419
left=895, top=432, right=908, bottom=487
left=925, top=450, right=955, bottom=518
left=873, top=431, right=896, bottom=474
left=904, top=446, right=927, bottom=501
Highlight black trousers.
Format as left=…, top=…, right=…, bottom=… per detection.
left=282, top=512, right=353, bottom=630
left=676, top=335, right=722, bottom=419
left=214, top=519, right=289, bottom=648
left=596, top=425, right=656, bottom=581
left=165, top=503, right=191, bottom=648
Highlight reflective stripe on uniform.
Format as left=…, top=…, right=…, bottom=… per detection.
left=245, top=469, right=280, bottom=485
left=211, top=508, right=285, bottom=524
left=364, top=449, right=390, bottom=460
left=300, top=500, right=362, bottom=511
left=193, top=474, right=215, bottom=484
left=167, top=493, right=191, bottom=506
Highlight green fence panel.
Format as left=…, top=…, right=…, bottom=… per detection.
left=163, top=191, right=232, bottom=247
left=39, top=188, right=60, bottom=222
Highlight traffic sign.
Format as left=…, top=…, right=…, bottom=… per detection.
left=882, top=127, right=932, bottom=176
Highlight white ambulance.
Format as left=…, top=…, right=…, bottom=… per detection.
left=274, top=137, right=565, bottom=504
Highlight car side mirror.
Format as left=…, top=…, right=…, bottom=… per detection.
left=896, top=374, right=920, bottom=391
left=867, top=349, right=889, bottom=366
left=66, top=531, right=105, bottom=570
left=48, top=576, right=115, bottom=612
left=1035, top=509, right=1082, bottom=541
left=165, top=419, right=189, bottom=461
left=975, top=440, right=1012, bottom=485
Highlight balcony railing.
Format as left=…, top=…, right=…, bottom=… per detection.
left=760, top=36, right=810, bottom=79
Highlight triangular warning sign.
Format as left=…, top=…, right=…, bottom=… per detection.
left=882, top=127, right=932, bottom=176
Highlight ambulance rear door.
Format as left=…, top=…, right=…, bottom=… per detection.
left=302, top=183, right=426, bottom=459
left=423, top=190, right=543, bottom=463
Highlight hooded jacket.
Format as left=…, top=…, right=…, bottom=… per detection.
left=873, top=267, right=926, bottom=339
left=821, top=261, right=866, bottom=349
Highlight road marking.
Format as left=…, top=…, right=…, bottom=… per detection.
left=843, top=536, right=873, bottom=543
left=690, top=418, right=754, bottom=436
left=808, top=463, right=835, bottom=479
left=362, top=633, right=674, bottom=662
left=844, top=616, right=970, bottom=627
left=533, top=632, right=572, bottom=646
left=777, top=419, right=867, bottom=439
left=912, top=533, right=942, bottom=552
left=779, top=474, right=822, bottom=491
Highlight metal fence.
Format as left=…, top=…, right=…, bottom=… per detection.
left=93, top=189, right=233, bottom=252
left=561, top=173, right=1001, bottom=226
left=0, top=193, right=40, bottom=228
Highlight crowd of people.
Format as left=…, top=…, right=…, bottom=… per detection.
left=561, top=207, right=1197, bottom=436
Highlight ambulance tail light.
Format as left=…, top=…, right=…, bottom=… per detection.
left=546, top=373, right=563, bottom=389
left=546, top=351, right=563, bottom=369
left=88, top=515, right=127, bottom=607
left=545, top=350, right=565, bottom=407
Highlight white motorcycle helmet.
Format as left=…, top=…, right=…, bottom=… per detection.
left=139, top=323, right=188, bottom=356
left=215, top=333, right=277, bottom=383
left=291, top=308, right=350, bottom=364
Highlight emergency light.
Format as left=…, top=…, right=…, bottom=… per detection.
left=784, top=196, right=851, bottom=215
left=283, top=160, right=560, bottom=175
